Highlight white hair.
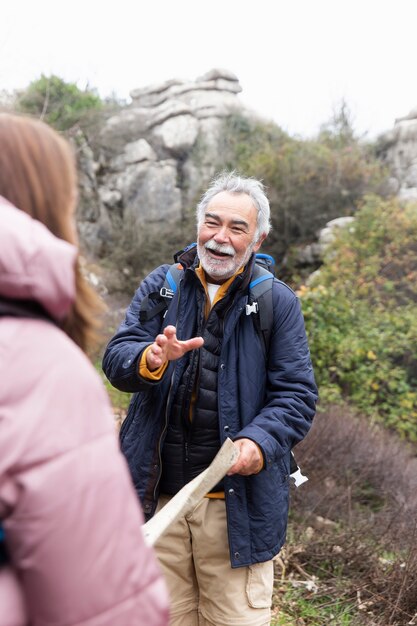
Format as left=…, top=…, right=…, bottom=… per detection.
left=196, top=171, right=271, bottom=240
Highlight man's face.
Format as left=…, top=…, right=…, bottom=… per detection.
left=197, top=191, right=265, bottom=283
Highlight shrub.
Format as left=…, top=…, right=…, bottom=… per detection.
left=299, top=196, right=417, bottom=440
left=216, top=110, right=387, bottom=262
left=283, top=407, right=417, bottom=625
left=16, top=74, right=103, bottom=131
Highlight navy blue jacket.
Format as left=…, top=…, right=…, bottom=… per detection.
left=102, top=252, right=318, bottom=567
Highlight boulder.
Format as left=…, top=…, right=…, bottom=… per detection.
left=377, top=107, right=417, bottom=201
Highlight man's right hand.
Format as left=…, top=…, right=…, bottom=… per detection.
left=146, top=325, right=204, bottom=371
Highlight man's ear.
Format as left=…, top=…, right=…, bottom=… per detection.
left=252, top=233, right=267, bottom=253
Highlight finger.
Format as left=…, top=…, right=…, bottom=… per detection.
left=227, top=441, right=261, bottom=476
left=181, top=337, right=204, bottom=352
left=146, top=345, right=163, bottom=370
left=163, top=326, right=177, bottom=339
left=227, top=461, right=245, bottom=476
left=227, top=443, right=242, bottom=475
left=155, top=334, right=168, bottom=348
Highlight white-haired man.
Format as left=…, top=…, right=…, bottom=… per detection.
left=103, top=172, right=318, bottom=625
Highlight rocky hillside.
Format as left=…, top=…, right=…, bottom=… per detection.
left=76, top=68, right=254, bottom=258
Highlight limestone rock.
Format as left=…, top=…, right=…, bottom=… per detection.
left=318, top=217, right=355, bottom=246
left=297, top=217, right=355, bottom=267
left=118, top=161, right=182, bottom=224
left=74, top=69, right=250, bottom=257
left=377, top=107, right=417, bottom=201
left=124, top=139, right=157, bottom=164
left=152, top=114, right=199, bottom=155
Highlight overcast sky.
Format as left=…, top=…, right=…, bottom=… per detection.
left=1, top=0, right=416, bottom=139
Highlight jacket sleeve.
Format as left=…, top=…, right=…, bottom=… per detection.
left=102, top=264, right=171, bottom=392
left=235, top=281, right=318, bottom=466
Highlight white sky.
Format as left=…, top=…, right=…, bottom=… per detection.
left=1, top=0, right=416, bottom=139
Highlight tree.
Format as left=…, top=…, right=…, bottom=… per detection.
left=16, top=74, right=103, bottom=131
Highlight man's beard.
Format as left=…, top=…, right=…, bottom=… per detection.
left=197, top=239, right=254, bottom=282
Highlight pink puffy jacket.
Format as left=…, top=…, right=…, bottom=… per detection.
left=0, top=197, right=169, bottom=625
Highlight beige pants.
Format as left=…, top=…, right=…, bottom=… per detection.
left=154, top=495, right=273, bottom=626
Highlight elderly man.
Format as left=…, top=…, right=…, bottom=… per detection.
left=103, top=172, right=317, bottom=626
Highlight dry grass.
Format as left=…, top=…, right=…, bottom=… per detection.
left=278, top=405, right=417, bottom=625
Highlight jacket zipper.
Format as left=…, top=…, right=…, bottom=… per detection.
left=182, top=285, right=205, bottom=482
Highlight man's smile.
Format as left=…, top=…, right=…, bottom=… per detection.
left=207, top=248, right=233, bottom=259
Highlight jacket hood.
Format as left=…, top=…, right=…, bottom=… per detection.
left=0, top=196, right=77, bottom=320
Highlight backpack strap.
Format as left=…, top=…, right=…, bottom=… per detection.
left=246, top=264, right=274, bottom=355
left=139, top=264, right=184, bottom=323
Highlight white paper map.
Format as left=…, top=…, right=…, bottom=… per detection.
left=143, top=437, right=239, bottom=546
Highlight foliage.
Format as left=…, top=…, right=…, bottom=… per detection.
left=274, top=526, right=417, bottom=626
left=216, top=110, right=388, bottom=263
left=272, top=582, right=355, bottom=625
left=102, top=211, right=197, bottom=292
left=16, top=74, right=103, bottom=131
left=299, top=195, right=417, bottom=440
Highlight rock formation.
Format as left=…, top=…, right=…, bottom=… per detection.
left=75, top=69, right=247, bottom=256
left=377, top=106, right=417, bottom=202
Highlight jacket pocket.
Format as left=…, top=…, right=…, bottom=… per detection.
left=246, top=560, right=274, bottom=608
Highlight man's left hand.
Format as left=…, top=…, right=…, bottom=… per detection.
left=227, top=439, right=263, bottom=476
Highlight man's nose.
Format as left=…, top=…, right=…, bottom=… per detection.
left=213, top=226, right=229, bottom=243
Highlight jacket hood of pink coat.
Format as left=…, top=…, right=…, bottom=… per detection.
left=0, top=196, right=77, bottom=320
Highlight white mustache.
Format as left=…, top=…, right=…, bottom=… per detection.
left=204, top=240, right=235, bottom=256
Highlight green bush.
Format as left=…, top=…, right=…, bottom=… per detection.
left=16, top=74, right=103, bottom=131
left=299, top=195, right=417, bottom=440
left=216, top=111, right=387, bottom=261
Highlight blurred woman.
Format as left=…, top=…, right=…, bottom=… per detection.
left=0, top=113, right=169, bottom=626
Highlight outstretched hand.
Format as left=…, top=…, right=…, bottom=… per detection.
left=146, top=325, right=204, bottom=371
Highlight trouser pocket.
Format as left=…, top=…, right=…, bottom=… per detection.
left=246, top=560, right=274, bottom=609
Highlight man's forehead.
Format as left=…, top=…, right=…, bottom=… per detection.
left=205, top=192, right=257, bottom=221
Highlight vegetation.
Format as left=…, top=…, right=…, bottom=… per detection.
left=100, top=105, right=390, bottom=290
left=299, top=195, right=417, bottom=441
left=216, top=109, right=388, bottom=265
left=274, top=406, right=417, bottom=625
left=16, top=74, right=103, bottom=131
